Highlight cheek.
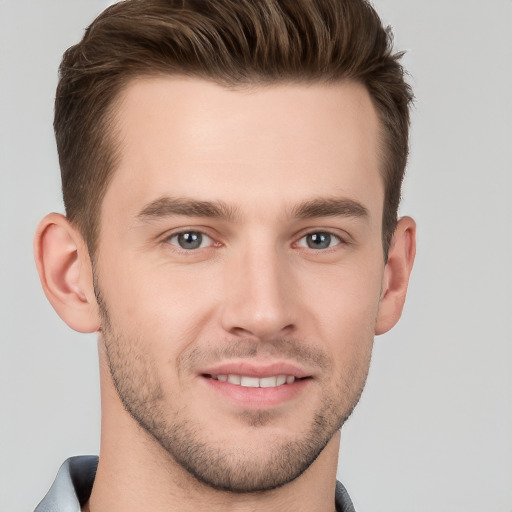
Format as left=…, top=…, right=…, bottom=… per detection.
left=97, top=254, right=222, bottom=355
left=305, top=257, right=383, bottom=361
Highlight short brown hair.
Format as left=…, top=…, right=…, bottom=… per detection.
left=55, top=0, right=413, bottom=258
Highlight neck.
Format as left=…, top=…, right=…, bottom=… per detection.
left=86, top=348, right=341, bottom=512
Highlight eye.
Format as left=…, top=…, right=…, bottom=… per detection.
left=297, top=232, right=342, bottom=250
left=168, top=231, right=213, bottom=250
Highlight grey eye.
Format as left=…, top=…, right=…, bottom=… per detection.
left=169, top=231, right=212, bottom=250
left=298, top=232, right=340, bottom=250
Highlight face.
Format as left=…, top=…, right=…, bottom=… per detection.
left=94, top=78, right=385, bottom=492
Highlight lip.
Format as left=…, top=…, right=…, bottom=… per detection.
left=198, top=361, right=312, bottom=409
left=201, top=375, right=310, bottom=409
left=199, top=361, right=312, bottom=379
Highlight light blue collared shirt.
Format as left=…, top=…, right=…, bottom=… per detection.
left=35, top=456, right=356, bottom=512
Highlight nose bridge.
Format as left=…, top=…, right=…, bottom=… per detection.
left=221, top=236, right=296, bottom=339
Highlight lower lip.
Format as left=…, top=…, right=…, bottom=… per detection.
left=201, top=376, right=310, bottom=409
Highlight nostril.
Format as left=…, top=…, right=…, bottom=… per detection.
left=229, top=326, right=254, bottom=337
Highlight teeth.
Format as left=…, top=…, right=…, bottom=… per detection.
left=276, top=375, right=286, bottom=386
left=227, top=374, right=241, bottom=385
left=259, top=376, right=277, bottom=388
left=240, top=376, right=259, bottom=387
left=212, top=374, right=297, bottom=388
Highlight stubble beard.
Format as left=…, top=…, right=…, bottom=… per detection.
left=97, top=289, right=372, bottom=493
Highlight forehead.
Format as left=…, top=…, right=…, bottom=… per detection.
left=105, top=77, right=383, bottom=223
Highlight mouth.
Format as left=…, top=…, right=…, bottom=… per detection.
left=204, top=374, right=306, bottom=388
left=198, top=363, right=312, bottom=409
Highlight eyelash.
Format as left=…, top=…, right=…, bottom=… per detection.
left=295, top=231, right=344, bottom=251
left=165, top=230, right=217, bottom=252
left=163, top=228, right=347, bottom=253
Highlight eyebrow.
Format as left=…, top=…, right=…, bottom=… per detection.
left=137, top=197, right=240, bottom=221
left=136, top=196, right=369, bottom=223
left=290, top=197, right=369, bottom=220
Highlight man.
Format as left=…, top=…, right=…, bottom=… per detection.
left=33, top=0, right=415, bottom=510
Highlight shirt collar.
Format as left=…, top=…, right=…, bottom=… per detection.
left=35, top=455, right=355, bottom=511
left=34, top=456, right=98, bottom=512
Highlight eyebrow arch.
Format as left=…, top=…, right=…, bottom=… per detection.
left=291, top=197, right=369, bottom=220
left=137, top=196, right=368, bottom=223
left=137, top=196, right=240, bottom=221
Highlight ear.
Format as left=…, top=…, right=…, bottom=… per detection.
left=34, top=213, right=101, bottom=333
left=375, top=216, right=416, bottom=335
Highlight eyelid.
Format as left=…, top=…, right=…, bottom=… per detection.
left=171, top=232, right=212, bottom=247
left=162, top=227, right=219, bottom=251
left=293, top=228, right=351, bottom=251
left=297, top=232, right=340, bottom=248
left=158, top=226, right=351, bottom=252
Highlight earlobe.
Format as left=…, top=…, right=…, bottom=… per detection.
left=375, top=216, right=416, bottom=335
left=34, top=213, right=101, bottom=333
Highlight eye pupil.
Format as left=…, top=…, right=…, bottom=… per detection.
left=178, top=232, right=202, bottom=249
left=307, top=232, right=331, bottom=249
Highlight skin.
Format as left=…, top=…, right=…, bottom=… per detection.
left=35, top=78, right=415, bottom=512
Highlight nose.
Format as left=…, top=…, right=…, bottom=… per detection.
left=220, top=243, right=298, bottom=341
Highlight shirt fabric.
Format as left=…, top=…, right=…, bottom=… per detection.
left=34, top=456, right=356, bottom=512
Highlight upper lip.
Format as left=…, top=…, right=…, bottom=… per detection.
left=199, top=361, right=312, bottom=379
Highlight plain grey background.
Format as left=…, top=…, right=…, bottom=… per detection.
left=1, top=1, right=511, bottom=511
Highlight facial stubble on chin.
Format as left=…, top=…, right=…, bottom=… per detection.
left=95, top=283, right=373, bottom=493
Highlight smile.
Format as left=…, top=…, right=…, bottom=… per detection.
left=200, top=367, right=311, bottom=409
left=209, top=374, right=296, bottom=388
